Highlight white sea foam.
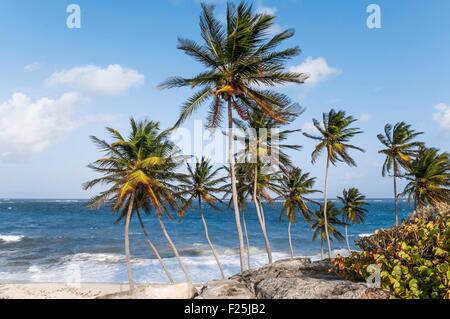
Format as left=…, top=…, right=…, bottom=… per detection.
left=0, top=235, right=25, bottom=243
left=358, top=233, right=373, bottom=238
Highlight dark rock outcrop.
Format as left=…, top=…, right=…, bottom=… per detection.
left=197, top=258, right=389, bottom=299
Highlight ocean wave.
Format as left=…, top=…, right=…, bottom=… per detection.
left=62, top=253, right=123, bottom=264
left=0, top=235, right=25, bottom=243
left=358, top=233, right=373, bottom=238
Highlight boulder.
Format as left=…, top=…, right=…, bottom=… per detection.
left=196, top=279, right=254, bottom=299
left=228, top=258, right=389, bottom=299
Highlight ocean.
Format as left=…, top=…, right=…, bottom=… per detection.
left=0, top=199, right=413, bottom=284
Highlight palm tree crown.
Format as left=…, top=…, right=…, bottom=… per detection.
left=311, top=202, right=345, bottom=241
left=277, top=167, right=319, bottom=224
left=337, top=188, right=368, bottom=225
left=304, top=109, right=364, bottom=166
left=181, top=157, right=225, bottom=208
left=159, top=2, right=308, bottom=128
left=84, top=119, right=183, bottom=220
left=377, top=122, right=424, bottom=177
left=402, top=147, right=450, bottom=210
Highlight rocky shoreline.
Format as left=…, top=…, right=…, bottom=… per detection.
left=102, top=258, right=389, bottom=299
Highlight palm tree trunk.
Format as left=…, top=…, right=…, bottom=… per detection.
left=322, top=158, right=333, bottom=259
left=288, top=222, right=294, bottom=259
left=198, top=198, right=225, bottom=279
left=393, top=163, right=399, bottom=226
left=136, top=211, right=174, bottom=284
left=158, top=216, right=192, bottom=284
left=124, top=193, right=135, bottom=290
left=253, top=166, right=273, bottom=264
left=228, top=100, right=246, bottom=272
left=320, top=239, right=324, bottom=260
left=345, top=225, right=351, bottom=252
left=241, top=207, right=251, bottom=270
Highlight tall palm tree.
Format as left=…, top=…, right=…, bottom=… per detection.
left=276, top=167, right=319, bottom=258
left=377, top=122, right=423, bottom=225
left=310, top=202, right=345, bottom=260
left=337, top=188, right=368, bottom=252
left=84, top=119, right=192, bottom=286
left=179, top=157, right=226, bottom=279
left=159, top=2, right=307, bottom=271
left=234, top=106, right=302, bottom=264
left=303, top=109, right=364, bottom=259
left=402, top=147, right=450, bottom=210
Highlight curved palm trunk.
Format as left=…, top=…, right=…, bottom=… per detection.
left=198, top=198, right=225, bottom=279
left=228, top=101, right=246, bottom=272
left=158, top=216, right=192, bottom=284
left=345, top=225, right=351, bottom=252
left=124, top=193, right=135, bottom=290
left=288, top=222, right=294, bottom=259
left=241, top=207, right=251, bottom=270
left=393, top=162, right=399, bottom=226
left=253, top=166, right=273, bottom=264
left=322, top=158, right=333, bottom=259
left=136, top=211, right=174, bottom=284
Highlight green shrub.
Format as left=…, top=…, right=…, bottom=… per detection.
left=334, top=204, right=450, bottom=299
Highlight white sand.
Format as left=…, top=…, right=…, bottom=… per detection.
left=0, top=283, right=129, bottom=299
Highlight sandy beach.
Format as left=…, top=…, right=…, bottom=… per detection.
left=0, top=283, right=129, bottom=299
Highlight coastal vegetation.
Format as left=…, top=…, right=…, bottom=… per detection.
left=83, top=1, right=449, bottom=298
left=334, top=203, right=449, bottom=299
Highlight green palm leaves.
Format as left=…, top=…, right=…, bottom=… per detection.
left=378, top=122, right=424, bottom=176
left=402, top=148, right=450, bottom=210
left=304, top=109, right=364, bottom=166
left=159, top=2, right=307, bottom=128
left=337, top=188, right=368, bottom=251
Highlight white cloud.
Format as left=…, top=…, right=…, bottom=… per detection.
left=24, top=62, right=41, bottom=72
left=433, top=103, right=450, bottom=131
left=359, top=113, right=372, bottom=122
left=301, top=122, right=318, bottom=135
left=46, top=64, right=144, bottom=96
left=0, top=92, right=81, bottom=161
left=290, top=57, right=340, bottom=86
left=256, top=5, right=277, bottom=16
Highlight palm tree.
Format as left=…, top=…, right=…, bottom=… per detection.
left=402, top=147, right=450, bottom=210
left=179, top=157, right=226, bottom=279
left=310, top=202, right=345, bottom=260
left=303, top=109, right=364, bottom=259
left=377, top=122, right=423, bottom=225
left=276, top=167, right=320, bottom=258
left=234, top=106, right=303, bottom=264
left=159, top=2, right=307, bottom=272
left=337, top=188, right=368, bottom=252
left=84, top=119, right=192, bottom=286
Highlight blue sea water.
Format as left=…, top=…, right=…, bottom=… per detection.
left=0, top=199, right=413, bottom=284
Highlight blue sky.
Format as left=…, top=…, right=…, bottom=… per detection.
left=0, top=0, right=449, bottom=199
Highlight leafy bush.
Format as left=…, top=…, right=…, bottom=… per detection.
left=334, top=204, right=450, bottom=299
